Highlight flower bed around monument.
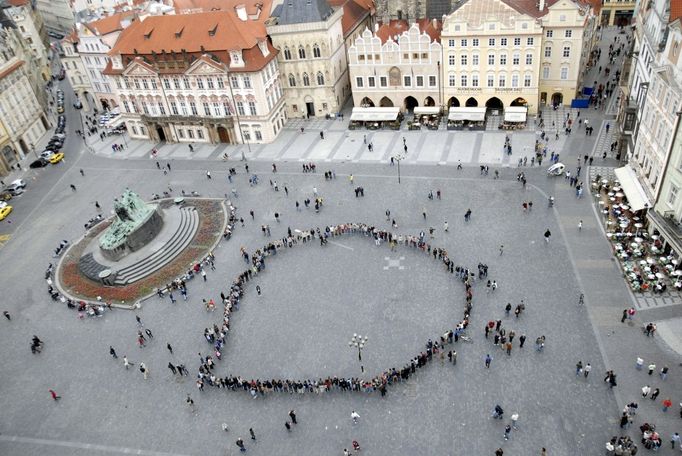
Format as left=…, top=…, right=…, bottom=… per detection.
left=57, top=199, right=226, bottom=304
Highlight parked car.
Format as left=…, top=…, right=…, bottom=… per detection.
left=57, top=105, right=64, bottom=114
left=0, top=191, right=12, bottom=201
left=30, top=158, right=50, bottom=168
left=48, top=152, right=64, bottom=164
left=0, top=204, right=12, bottom=220
left=7, top=179, right=26, bottom=190
left=73, top=100, right=82, bottom=109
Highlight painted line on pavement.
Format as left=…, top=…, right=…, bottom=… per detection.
left=0, top=435, right=191, bottom=456
left=327, top=240, right=354, bottom=251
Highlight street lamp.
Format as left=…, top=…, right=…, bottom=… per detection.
left=348, top=333, right=368, bottom=373
left=392, top=153, right=405, bottom=184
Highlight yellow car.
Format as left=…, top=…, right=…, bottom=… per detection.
left=57, top=106, right=64, bottom=114
left=0, top=205, right=12, bottom=220
left=49, top=152, right=64, bottom=164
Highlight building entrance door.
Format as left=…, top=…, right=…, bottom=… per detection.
left=157, top=126, right=166, bottom=142
left=306, top=102, right=315, bottom=117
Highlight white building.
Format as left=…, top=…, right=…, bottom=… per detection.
left=103, top=10, right=286, bottom=144
left=34, top=0, right=73, bottom=33
left=348, top=20, right=442, bottom=110
left=0, top=22, right=49, bottom=162
left=4, top=0, right=51, bottom=82
left=267, top=0, right=349, bottom=118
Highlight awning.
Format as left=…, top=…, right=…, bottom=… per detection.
left=350, top=107, right=400, bottom=122
left=504, top=107, right=527, bottom=123
left=448, top=107, right=486, bottom=122
left=614, top=166, right=652, bottom=212
left=414, top=107, right=440, bottom=115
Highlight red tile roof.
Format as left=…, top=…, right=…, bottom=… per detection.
left=671, top=0, right=682, bottom=24
left=6, top=0, right=30, bottom=6
left=85, top=12, right=136, bottom=36
left=328, top=0, right=373, bottom=36
left=375, top=19, right=441, bottom=44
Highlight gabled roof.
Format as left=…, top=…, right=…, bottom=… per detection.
left=84, top=12, right=135, bottom=36
left=109, top=11, right=267, bottom=55
left=375, top=19, right=441, bottom=44
left=328, top=0, right=373, bottom=36
left=275, top=0, right=334, bottom=25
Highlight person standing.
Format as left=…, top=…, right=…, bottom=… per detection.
left=2, top=310, right=9, bottom=320
left=544, top=229, right=552, bottom=243
left=351, top=410, right=360, bottom=424
left=660, top=366, right=669, bottom=380
left=642, top=385, right=651, bottom=397
left=139, top=362, right=149, bottom=379
left=504, top=424, right=511, bottom=440
left=485, top=354, right=492, bottom=368
left=650, top=388, right=660, bottom=401
left=575, top=361, right=583, bottom=376
left=249, top=428, right=256, bottom=440
left=109, top=346, right=118, bottom=358
left=123, top=356, right=133, bottom=369
left=584, top=363, right=591, bottom=378
left=235, top=438, right=246, bottom=452
left=648, top=363, right=656, bottom=375
left=49, top=389, right=61, bottom=401
left=167, top=343, right=173, bottom=354
left=168, top=362, right=177, bottom=375
left=499, top=245, right=504, bottom=256
left=672, top=432, right=681, bottom=449
left=285, top=421, right=291, bottom=431
left=519, top=334, right=526, bottom=348
left=289, top=410, right=297, bottom=424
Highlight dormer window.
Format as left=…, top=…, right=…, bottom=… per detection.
left=208, top=24, right=218, bottom=36
left=258, top=40, right=269, bottom=57
left=175, top=27, right=184, bottom=38
left=230, top=50, right=244, bottom=67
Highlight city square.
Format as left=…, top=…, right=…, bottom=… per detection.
left=0, top=0, right=681, bottom=452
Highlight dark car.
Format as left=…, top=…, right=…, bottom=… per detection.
left=0, top=191, right=11, bottom=201
left=47, top=140, right=64, bottom=148
left=30, top=158, right=50, bottom=168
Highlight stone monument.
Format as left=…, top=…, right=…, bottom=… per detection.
left=98, top=189, right=164, bottom=261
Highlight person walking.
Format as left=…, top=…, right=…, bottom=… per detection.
left=49, top=389, right=61, bottom=401
left=503, top=424, right=511, bottom=441
left=672, top=432, right=681, bottom=449
left=109, top=346, right=118, bottom=358
left=123, top=356, right=133, bottom=369
left=485, top=354, right=492, bottom=368
left=145, top=328, right=154, bottom=339
left=167, top=343, right=173, bottom=354
left=650, top=388, right=660, bottom=401
left=249, top=428, right=256, bottom=441
left=660, top=366, right=669, bottom=380
left=235, top=438, right=246, bottom=452
left=351, top=410, right=360, bottom=424
left=289, top=410, right=297, bottom=424
left=648, top=363, right=656, bottom=375
left=285, top=421, right=291, bottom=431
left=642, top=385, right=651, bottom=398
left=499, top=245, right=504, bottom=255
left=206, top=170, right=212, bottom=179
left=519, top=334, right=526, bottom=348
left=576, top=361, right=583, bottom=376
left=168, top=362, right=177, bottom=375
left=139, top=362, right=149, bottom=379
left=584, top=363, right=591, bottom=378
left=510, top=413, right=519, bottom=430
left=444, top=221, right=449, bottom=232
left=3, top=310, right=9, bottom=320
left=544, top=229, right=552, bottom=243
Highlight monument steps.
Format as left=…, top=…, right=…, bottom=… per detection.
left=114, top=206, right=199, bottom=285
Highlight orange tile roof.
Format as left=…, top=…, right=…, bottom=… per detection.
left=375, top=19, right=441, bottom=43
left=328, top=0, right=373, bottom=36
left=62, top=28, right=79, bottom=44
left=6, top=0, right=30, bottom=6
left=85, top=12, right=136, bottom=36
left=0, top=60, right=24, bottom=80
left=110, top=11, right=267, bottom=55
left=671, top=0, right=682, bottom=24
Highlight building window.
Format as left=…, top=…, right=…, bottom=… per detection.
left=163, top=78, right=171, bottom=89
left=313, top=44, right=321, bottom=58
left=449, top=54, right=455, bottom=65
left=487, top=75, right=494, bottom=87
left=527, top=37, right=534, bottom=46
left=131, top=125, right=138, bottom=135
left=669, top=184, right=679, bottom=205
left=170, top=101, right=178, bottom=115
left=461, top=55, right=467, bottom=65
left=284, top=47, right=291, bottom=60
left=288, top=74, right=296, bottom=87
left=512, top=53, right=520, bottom=65
left=500, top=54, right=507, bottom=65
left=546, top=30, right=553, bottom=38
left=472, top=38, right=479, bottom=47
left=499, top=75, right=506, bottom=87
left=151, top=79, right=158, bottom=90
left=242, top=77, right=250, bottom=89
left=142, top=79, right=149, bottom=89
left=488, top=54, right=494, bottom=65
left=560, top=67, right=568, bottom=79
left=203, top=102, right=211, bottom=115
left=223, top=102, right=231, bottom=116
left=542, top=66, right=550, bottom=79
left=197, top=129, right=204, bottom=139
left=173, top=78, right=181, bottom=89
left=524, top=74, right=531, bottom=87
left=460, top=75, right=467, bottom=87
left=448, top=39, right=455, bottom=47
left=356, top=77, right=363, bottom=87
left=204, top=77, right=213, bottom=89
left=178, top=129, right=184, bottom=139
left=197, top=78, right=204, bottom=89
left=563, top=46, right=570, bottom=58
left=404, top=75, right=411, bottom=87
left=182, top=77, right=190, bottom=89
left=134, top=79, right=140, bottom=89
left=115, top=78, right=122, bottom=89
left=513, top=37, right=521, bottom=46
left=254, top=130, right=262, bottom=141
left=429, top=75, right=436, bottom=86
left=488, top=38, right=495, bottom=46
left=526, top=53, right=533, bottom=65
left=461, top=39, right=467, bottom=46
left=187, top=129, right=194, bottom=139
left=472, top=74, right=479, bottom=87
left=213, top=102, right=221, bottom=116
left=317, top=72, right=324, bottom=85
left=123, top=100, right=130, bottom=112
left=298, top=46, right=305, bottom=59
left=565, top=29, right=572, bottom=38
left=545, top=46, right=552, bottom=57
left=416, top=76, right=424, bottom=87
left=248, top=101, right=257, bottom=115
left=217, top=78, right=225, bottom=89
left=368, top=76, right=375, bottom=87
left=237, top=101, right=245, bottom=115
left=190, top=101, right=198, bottom=115
left=511, top=74, right=519, bottom=87
left=500, top=38, right=507, bottom=46
left=380, top=76, right=387, bottom=87
left=180, top=101, right=188, bottom=115
left=303, top=73, right=310, bottom=86
left=449, top=74, right=456, bottom=86
left=231, top=76, right=239, bottom=88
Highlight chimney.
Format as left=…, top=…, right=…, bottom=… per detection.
left=432, top=18, right=437, bottom=28
left=539, top=0, right=545, bottom=11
